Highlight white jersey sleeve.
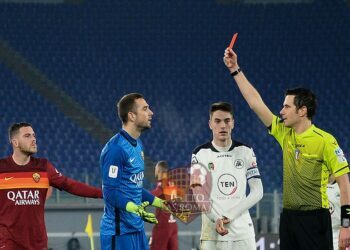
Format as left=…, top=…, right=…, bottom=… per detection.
left=225, top=148, right=263, bottom=220
left=327, top=182, right=340, bottom=249
left=190, top=153, right=221, bottom=223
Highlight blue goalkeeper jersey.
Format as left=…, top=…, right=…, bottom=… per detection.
left=100, top=129, right=154, bottom=236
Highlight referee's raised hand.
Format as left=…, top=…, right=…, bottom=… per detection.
left=223, top=48, right=239, bottom=73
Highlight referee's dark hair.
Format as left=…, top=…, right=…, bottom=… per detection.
left=285, top=88, right=317, bottom=120
left=117, top=93, right=144, bottom=124
left=8, top=122, right=32, bottom=143
left=209, top=102, right=234, bottom=118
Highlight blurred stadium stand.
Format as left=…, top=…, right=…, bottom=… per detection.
left=0, top=0, right=349, bottom=194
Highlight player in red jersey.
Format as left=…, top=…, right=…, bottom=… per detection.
left=149, top=161, right=178, bottom=250
left=0, top=122, right=103, bottom=250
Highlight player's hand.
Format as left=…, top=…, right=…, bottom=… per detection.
left=223, top=48, right=239, bottom=73
left=152, top=197, right=168, bottom=210
left=215, top=217, right=230, bottom=236
left=126, top=201, right=158, bottom=224
left=139, top=210, right=158, bottom=224
left=126, top=201, right=142, bottom=215
left=338, top=227, right=350, bottom=248
left=138, top=201, right=158, bottom=224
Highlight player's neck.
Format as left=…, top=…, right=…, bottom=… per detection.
left=12, top=151, right=31, bottom=166
left=122, top=125, right=141, bottom=139
left=212, top=139, right=232, bottom=149
left=293, top=119, right=312, bottom=134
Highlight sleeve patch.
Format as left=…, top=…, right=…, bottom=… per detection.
left=335, top=147, right=347, bottom=163
left=246, top=167, right=260, bottom=179
left=108, top=165, right=119, bottom=178
left=191, top=155, right=198, bottom=164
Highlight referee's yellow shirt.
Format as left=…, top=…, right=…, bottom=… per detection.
left=269, top=115, right=349, bottom=210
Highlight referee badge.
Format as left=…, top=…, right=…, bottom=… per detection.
left=32, top=173, right=41, bottom=183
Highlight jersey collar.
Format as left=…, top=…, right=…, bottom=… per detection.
left=120, top=129, right=137, bottom=147
left=210, top=140, right=241, bottom=152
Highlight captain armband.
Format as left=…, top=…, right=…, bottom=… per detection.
left=246, top=167, right=260, bottom=179
left=341, top=205, right=350, bottom=227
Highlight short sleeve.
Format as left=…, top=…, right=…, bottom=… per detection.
left=269, top=115, right=288, bottom=148
left=324, top=137, right=349, bottom=177
left=246, top=148, right=261, bottom=180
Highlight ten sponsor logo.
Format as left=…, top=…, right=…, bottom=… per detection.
left=217, top=174, right=237, bottom=195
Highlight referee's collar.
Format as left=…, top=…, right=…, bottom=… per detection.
left=120, top=129, right=137, bottom=147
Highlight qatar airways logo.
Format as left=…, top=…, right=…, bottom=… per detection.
left=130, top=171, right=144, bottom=187
left=7, top=190, right=40, bottom=206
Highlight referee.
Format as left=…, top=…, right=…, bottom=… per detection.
left=223, top=47, right=350, bottom=250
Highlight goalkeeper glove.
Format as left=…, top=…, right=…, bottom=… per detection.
left=126, top=201, right=142, bottom=215
left=152, top=197, right=167, bottom=209
left=125, top=201, right=158, bottom=224
left=138, top=201, right=158, bottom=224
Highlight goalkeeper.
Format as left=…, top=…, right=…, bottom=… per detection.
left=100, top=93, right=166, bottom=250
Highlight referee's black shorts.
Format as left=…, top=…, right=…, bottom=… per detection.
left=279, top=208, right=333, bottom=250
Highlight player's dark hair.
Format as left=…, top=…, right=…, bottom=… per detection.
left=8, top=122, right=32, bottom=143
left=156, top=161, right=168, bottom=172
left=209, top=102, right=234, bottom=118
left=117, top=93, right=144, bottom=124
left=285, top=88, right=317, bottom=120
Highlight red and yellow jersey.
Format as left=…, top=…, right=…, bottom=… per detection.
left=0, top=156, right=102, bottom=250
left=151, top=181, right=178, bottom=226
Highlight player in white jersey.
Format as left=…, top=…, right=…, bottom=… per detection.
left=190, top=102, right=263, bottom=250
left=328, top=175, right=350, bottom=250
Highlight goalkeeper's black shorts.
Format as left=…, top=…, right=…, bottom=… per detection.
left=279, top=208, right=333, bottom=250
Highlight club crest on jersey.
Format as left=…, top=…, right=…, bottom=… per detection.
left=32, top=173, right=40, bottom=183
left=234, top=159, right=244, bottom=169
left=208, top=162, right=215, bottom=171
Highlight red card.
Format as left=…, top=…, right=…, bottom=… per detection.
left=229, top=33, right=238, bottom=49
